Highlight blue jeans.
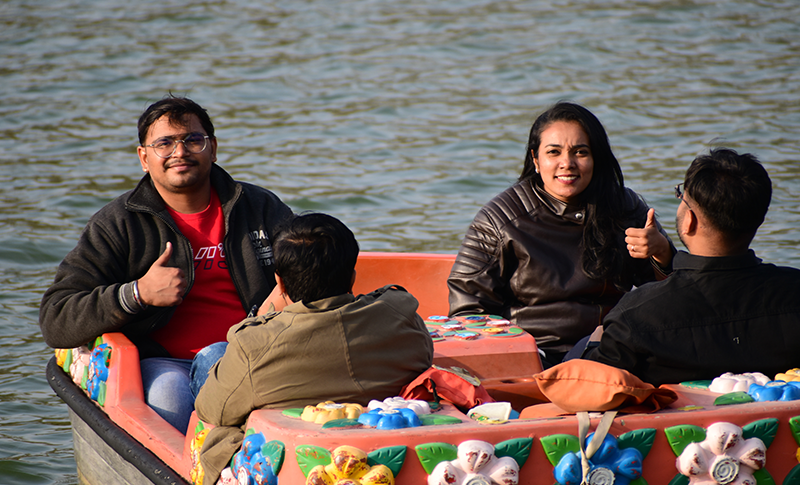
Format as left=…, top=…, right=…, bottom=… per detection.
left=140, top=342, right=228, bottom=433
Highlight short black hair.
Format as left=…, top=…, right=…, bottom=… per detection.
left=137, top=95, right=215, bottom=145
left=685, top=147, right=772, bottom=237
left=273, top=213, right=359, bottom=304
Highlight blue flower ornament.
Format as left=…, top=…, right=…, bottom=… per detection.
left=554, top=433, right=643, bottom=485
left=748, top=380, right=800, bottom=402
left=358, top=407, right=421, bottom=430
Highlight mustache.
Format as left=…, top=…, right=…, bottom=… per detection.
left=164, top=158, right=198, bottom=169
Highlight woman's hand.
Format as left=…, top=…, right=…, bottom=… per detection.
left=625, top=208, right=673, bottom=267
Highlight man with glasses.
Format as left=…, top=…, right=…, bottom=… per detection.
left=40, top=95, right=293, bottom=432
left=583, top=148, right=800, bottom=386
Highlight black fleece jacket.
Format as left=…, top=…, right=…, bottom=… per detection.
left=39, top=165, right=293, bottom=359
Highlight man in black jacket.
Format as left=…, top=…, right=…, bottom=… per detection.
left=39, top=96, right=293, bottom=432
left=585, top=148, right=800, bottom=386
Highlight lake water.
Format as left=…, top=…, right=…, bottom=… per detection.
left=1, top=0, right=798, bottom=482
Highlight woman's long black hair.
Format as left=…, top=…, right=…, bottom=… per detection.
left=520, top=102, right=630, bottom=285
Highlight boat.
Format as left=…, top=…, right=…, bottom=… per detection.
left=47, top=252, right=800, bottom=485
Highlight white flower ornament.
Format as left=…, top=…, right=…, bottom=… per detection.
left=676, top=422, right=766, bottom=485
left=428, top=440, right=519, bottom=485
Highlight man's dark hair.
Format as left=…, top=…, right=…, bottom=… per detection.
left=273, top=213, right=359, bottom=304
left=685, top=147, right=772, bottom=237
left=137, top=95, right=215, bottom=144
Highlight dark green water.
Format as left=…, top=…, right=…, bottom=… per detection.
left=1, top=0, right=798, bottom=482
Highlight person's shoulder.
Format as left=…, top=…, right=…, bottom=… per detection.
left=478, top=180, right=541, bottom=225
left=358, top=285, right=420, bottom=314
left=228, top=312, right=290, bottom=349
left=757, top=262, right=800, bottom=284
left=85, top=189, right=140, bottom=226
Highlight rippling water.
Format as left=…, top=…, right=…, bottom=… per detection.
left=1, top=0, right=798, bottom=482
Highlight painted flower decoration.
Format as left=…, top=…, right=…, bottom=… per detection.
left=229, top=433, right=278, bottom=485
left=554, top=433, right=642, bottom=485
left=301, top=401, right=364, bottom=424
left=358, top=408, right=421, bottom=430
left=676, top=422, right=765, bottom=484
left=86, top=343, right=110, bottom=402
left=306, top=445, right=394, bottom=485
left=748, top=380, right=800, bottom=402
left=774, top=368, right=800, bottom=382
left=427, top=439, right=519, bottom=485
left=708, top=372, right=769, bottom=394
left=189, top=425, right=209, bottom=485
left=68, top=346, right=92, bottom=386
left=368, top=397, right=431, bottom=416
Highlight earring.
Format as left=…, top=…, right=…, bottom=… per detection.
left=535, top=167, right=539, bottom=174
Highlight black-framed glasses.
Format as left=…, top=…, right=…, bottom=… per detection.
left=143, top=133, right=210, bottom=159
left=674, top=183, right=692, bottom=210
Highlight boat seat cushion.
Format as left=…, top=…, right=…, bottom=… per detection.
left=519, top=359, right=677, bottom=417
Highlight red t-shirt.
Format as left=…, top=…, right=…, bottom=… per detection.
left=151, top=189, right=246, bottom=359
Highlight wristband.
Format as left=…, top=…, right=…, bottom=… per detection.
left=132, top=280, right=148, bottom=311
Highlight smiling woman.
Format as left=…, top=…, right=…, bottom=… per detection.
left=447, top=102, right=676, bottom=367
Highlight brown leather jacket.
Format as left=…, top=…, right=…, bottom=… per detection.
left=447, top=179, right=673, bottom=358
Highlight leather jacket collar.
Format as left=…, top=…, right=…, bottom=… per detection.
left=531, top=180, right=586, bottom=225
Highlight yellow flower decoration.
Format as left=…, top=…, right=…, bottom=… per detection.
left=190, top=427, right=209, bottom=485
left=306, top=446, right=394, bottom=485
left=775, top=368, right=800, bottom=382
left=301, top=401, right=363, bottom=424
left=55, top=348, right=70, bottom=367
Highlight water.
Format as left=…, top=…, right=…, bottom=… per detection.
left=1, top=0, right=798, bottom=482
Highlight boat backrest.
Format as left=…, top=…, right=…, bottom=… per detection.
left=352, top=252, right=456, bottom=319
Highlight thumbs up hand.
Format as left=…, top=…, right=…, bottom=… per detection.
left=137, top=242, right=187, bottom=307
left=625, top=208, right=671, bottom=266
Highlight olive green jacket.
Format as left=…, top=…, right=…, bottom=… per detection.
left=195, top=285, right=433, bottom=482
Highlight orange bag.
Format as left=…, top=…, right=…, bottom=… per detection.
left=400, top=365, right=494, bottom=411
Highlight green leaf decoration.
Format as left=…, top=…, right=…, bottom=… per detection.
left=783, top=464, right=800, bottom=485
left=81, top=366, right=89, bottom=390
left=714, top=391, right=755, bottom=406
left=281, top=408, right=304, bottom=419
left=664, top=425, right=706, bottom=456
left=103, top=347, right=112, bottom=366
left=321, top=418, right=362, bottom=429
left=194, top=421, right=205, bottom=435
left=261, top=440, right=285, bottom=475
left=743, top=418, right=779, bottom=449
left=368, top=446, right=406, bottom=478
left=789, top=416, right=800, bottom=446
left=414, top=442, right=458, bottom=475
left=295, top=445, right=331, bottom=478
left=244, top=427, right=256, bottom=438
left=419, top=414, right=462, bottom=426
left=63, top=350, right=73, bottom=373
left=618, top=428, right=657, bottom=459
left=679, top=380, right=712, bottom=390
left=668, top=474, right=689, bottom=485
left=630, top=477, right=648, bottom=485
left=752, top=467, right=775, bottom=485
left=495, top=438, right=533, bottom=468
left=97, top=382, right=106, bottom=407
left=540, top=434, right=580, bottom=467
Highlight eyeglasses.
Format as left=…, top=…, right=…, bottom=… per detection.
left=143, top=133, right=210, bottom=159
left=674, top=183, right=692, bottom=210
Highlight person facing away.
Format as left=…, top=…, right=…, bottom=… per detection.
left=585, top=148, right=800, bottom=386
left=38, top=95, right=293, bottom=432
left=194, top=212, right=434, bottom=483
left=447, top=101, right=676, bottom=368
